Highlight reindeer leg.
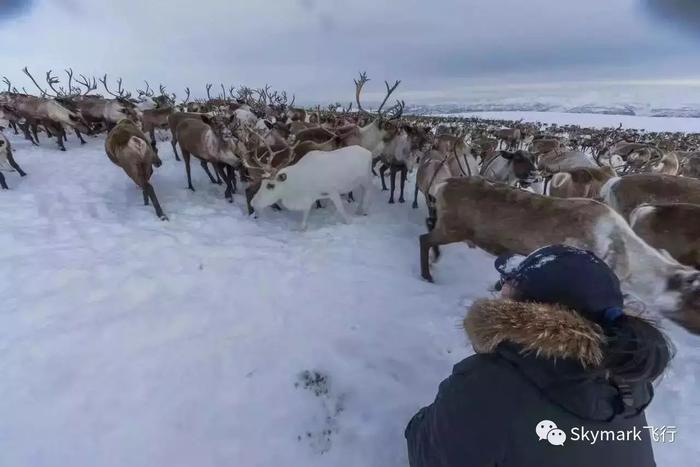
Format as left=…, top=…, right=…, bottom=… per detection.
left=143, top=189, right=149, bottom=205
left=228, top=165, right=237, bottom=194
left=145, top=183, right=168, bottom=220
left=6, top=148, right=26, bottom=177
left=420, top=233, right=435, bottom=282
left=347, top=191, right=355, bottom=202
left=31, top=124, right=40, bottom=145
left=399, top=164, right=407, bottom=203
left=149, top=129, right=158, bottom=153
left=215, top=163, right=234, bottom=203
left=379, top=164, right=389, bottom=191
left=56, top=131, right=66, bottom=151
left=388, top=164, right=397, bottom=204
left=9, top=121, right=18, bottom=135
left=75, top=129, right=87, bottom=145
left=371, top=156, right=381, bottom=176
left=315, top=200, right=323, bottom=209
left=200, top=161, right=219, bottom=184
left=170, top=137, right=181, bottom=161
left=300, top=203, right=314, bottom=230
left=412, top=180, right=420, bottom=209
left=0, top=172, right=7, bottom=190
left=420, top=228, right=447, bottom=283
left=182, top=150, right=195, bottom=191
left=246, top=182, right=260, bottom=215
left=239, top=166, right=250, bottom=183
left=329, top=192, right=351, bottom=224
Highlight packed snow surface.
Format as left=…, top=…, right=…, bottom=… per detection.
left=1, top=119, right=698, bottom=466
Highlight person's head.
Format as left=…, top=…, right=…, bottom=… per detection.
left=494, top=245, right=674, bottom=383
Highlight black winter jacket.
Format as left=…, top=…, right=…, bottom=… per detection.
left=405, top=299, right=657, bottom=467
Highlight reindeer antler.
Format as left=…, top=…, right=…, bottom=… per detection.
left=2, top=77, right=12, bottom=94
left=75, top=74, right=97, bottom=95
left=64, top=68, right=76, bottom=95
left=137, top=81, right=154, bottom=99
left=205, top=83, right=213, bottom=101
left=245, top=128, right=298, bottom=175
left=45, top=70, right=65, bottom=97
left=376, top=79, right=401, bottom=114
left=354, top=71, right=370, bottom=114
left=183, top=87, right=191, bottom=104
left=22, top=66, right=50, bottom=97
left=100, top=74, right=132, bottom=99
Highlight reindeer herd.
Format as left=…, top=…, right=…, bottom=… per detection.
left=2, top=68, right=700, bottom=335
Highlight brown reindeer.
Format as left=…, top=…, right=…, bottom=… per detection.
left=631, top=203, right=700, bottom=268
left=419, top=177, right=700, bottom=334
left=141, top=106, right=174, bottom=152
left=105, top=119, right=167, bottom=220
left=601, top=174, right=700, bottom=220
left=175, top=115, right=242, bottom=202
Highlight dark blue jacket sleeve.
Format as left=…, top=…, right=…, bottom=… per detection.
left=406, top=358, right=507, bottom=467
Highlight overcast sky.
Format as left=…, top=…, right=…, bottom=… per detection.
left=1, top=0, right=699, bottom=105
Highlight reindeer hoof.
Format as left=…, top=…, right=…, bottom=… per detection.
left=399, top=198, right=405, bottom=203
left=60, top=147, right=66, bottom=152
left=188, top=187, right=195, bottom=192
left=382, top=187, right=388, bottom=192
left=389, top=199, right=395, bottom=204
left=412, top=202, right=418, bottom=209
left=160, top=215, right=169, bottom=221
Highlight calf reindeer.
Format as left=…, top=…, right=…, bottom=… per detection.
left=0, top=130, right=27, bottom=189
left=105, top=120, right=167, bottom=220
left=420, top=177, right=700, bottom=334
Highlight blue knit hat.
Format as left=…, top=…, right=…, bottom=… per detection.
left=495, top=245, right=624, bottom=323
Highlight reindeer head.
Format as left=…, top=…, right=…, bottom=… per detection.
left=500, top=150, right=538, bottom=185
left=667, top=270, right=700, bottom=335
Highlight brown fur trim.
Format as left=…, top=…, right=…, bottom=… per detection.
left=464, top=299, right=604, bottom=367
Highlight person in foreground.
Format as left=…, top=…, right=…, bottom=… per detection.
left=405, top=245, right=674, bottom=467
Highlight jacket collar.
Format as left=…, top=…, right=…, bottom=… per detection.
left=464, top=299, right=604, bottom=368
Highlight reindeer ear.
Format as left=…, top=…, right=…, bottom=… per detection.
left=201, top=115, right=213, bottom=125
left=500, top=151, right=514, bottom=160
left=551, top=172, right=571, bottom=188
left=264, top=120, right=273, bottom=130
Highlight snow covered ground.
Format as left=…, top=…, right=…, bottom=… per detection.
left=451, top=111, right=700, bottom=133
left=0, top=122, right=698, bottom=467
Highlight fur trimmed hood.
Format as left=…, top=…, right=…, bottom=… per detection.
left=464, top=299, right=605, bottom=368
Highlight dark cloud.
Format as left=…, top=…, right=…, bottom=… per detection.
left=0, top=0, right=34, bottom=21
left=0, top=0, right=697, bottom=103
left=645, top=0, right=700, bottom=35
